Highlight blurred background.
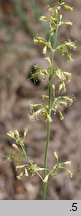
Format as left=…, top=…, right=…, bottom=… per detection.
left=0, top=0, right=81, bottom=200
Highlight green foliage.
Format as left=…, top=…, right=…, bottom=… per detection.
left=7, top=0, right=76, bottom=200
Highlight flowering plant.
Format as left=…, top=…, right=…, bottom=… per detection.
left=7, top=0, right=76, bottom=200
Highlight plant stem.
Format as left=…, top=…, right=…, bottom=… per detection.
left=22, top=146, right=27, bottom=159
left=42, top=25, right=59, bottom=200
left=43, top=119, right=50, bottom=199
left=43, top=75, right=52, bottom=200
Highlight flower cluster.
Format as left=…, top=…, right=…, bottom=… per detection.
left=29, top=1, right=76, bottom=123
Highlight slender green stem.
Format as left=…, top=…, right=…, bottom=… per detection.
left=43, top=76, right=51, bottom=200
left=42, top=25, right=59, bottom=200
left=54, top=27, right=58, bottom=50
left=22, top=146, right=27, bottom=159
left=20, top=141, right=27, bottom=159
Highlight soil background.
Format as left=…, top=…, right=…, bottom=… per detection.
left=0, top=0, right=81, bottom=200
